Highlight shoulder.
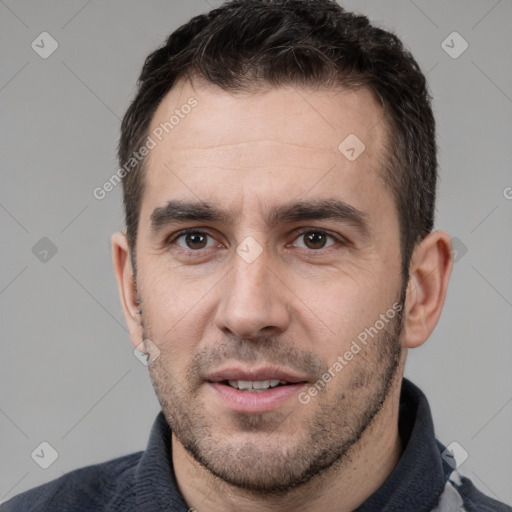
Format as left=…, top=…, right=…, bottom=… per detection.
left=454, top=474, right=512, bottom=512
left=0, top=451, right=143, bottom=512
left=434, top=471, right=512, bottom=512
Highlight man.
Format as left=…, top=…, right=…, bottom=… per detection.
left=2, top=1, right=510, bottom=511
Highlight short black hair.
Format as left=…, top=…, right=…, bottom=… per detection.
left=119, top=0, right=437, bottom=280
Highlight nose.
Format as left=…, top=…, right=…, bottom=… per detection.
left=214, top=244, right=291, bottom=339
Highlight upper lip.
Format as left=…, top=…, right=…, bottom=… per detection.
left=205, top=366, right=310, bottom=384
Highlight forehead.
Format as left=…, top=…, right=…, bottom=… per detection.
left=149, top=78, right=386, bottom=152
left=141, top=78, right=391, bottom=224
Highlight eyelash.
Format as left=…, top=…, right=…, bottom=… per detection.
left=166, top=229, right=219, bottom=252
left=165, top=228, right=345, bottom=253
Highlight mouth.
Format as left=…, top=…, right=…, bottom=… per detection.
left=225, top=379, right=290, bottom=392
left=206, top=366, right=309, bottom=388
left=204, top=367, right=310, bottom=413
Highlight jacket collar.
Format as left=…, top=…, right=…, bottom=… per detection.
left=355, top=378, right=451, bottom=511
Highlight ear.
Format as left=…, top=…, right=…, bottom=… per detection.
left=402, top=230, right=453, bottom=349
left=111, top=232, right=143, bottom=350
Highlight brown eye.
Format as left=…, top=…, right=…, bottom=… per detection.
left=291, top=230, right=337, bottom=250
left=174, top=231, right=216, bottom=250
left=304, top=232, right=327, bottom=249
left=186, top=233, right=207, bottom=249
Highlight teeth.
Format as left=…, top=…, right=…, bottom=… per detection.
left=252, top=380, right=270, bottom=389
left=227, top=379, right=288, bottom=391
left=237, top=380, right=254, bottom=390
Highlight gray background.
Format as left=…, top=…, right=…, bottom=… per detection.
left=1, top=0, right=511, bottom=505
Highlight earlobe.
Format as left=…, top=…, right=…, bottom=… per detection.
left=111, top=232, right=143, bottom=348
left=402, top=231, right=453, bottom=349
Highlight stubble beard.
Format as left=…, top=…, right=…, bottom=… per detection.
left=143, top=301, right=404, bottom=495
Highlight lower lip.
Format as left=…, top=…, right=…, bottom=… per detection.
left=207, top=382, right=307, bottom=413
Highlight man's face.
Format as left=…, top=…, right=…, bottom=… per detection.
left=134, top=79, right=406, bottom=491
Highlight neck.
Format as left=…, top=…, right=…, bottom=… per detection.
left=173, top=381, right=404, bottom=512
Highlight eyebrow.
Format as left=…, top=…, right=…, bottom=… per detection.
left=150, top=201, right=230, bottom=232
left=150, top=198, right=368, bottom=236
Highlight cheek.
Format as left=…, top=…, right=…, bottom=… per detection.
left=294, top=266, right=398, bottom=354
left=139, top=252, right=212, bottom=311
left=138, top=270, right=211, bottom=354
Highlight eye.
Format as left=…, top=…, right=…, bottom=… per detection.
left=172, top=230, right=218, bottom=251
left=291, top=230, right=338, bottom=250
